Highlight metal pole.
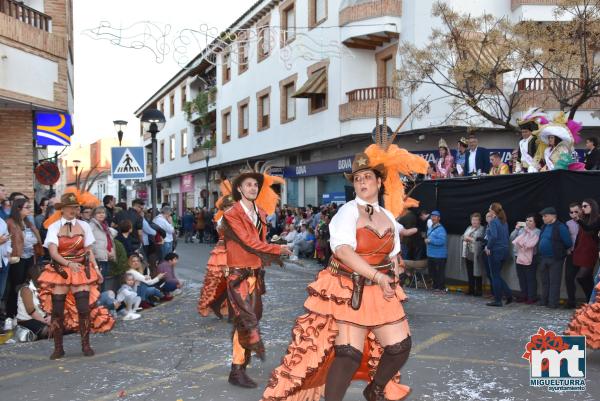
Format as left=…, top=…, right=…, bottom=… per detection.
left=151, top=130, right=158, bottom=219
left=118, top=134, right=122, bottom=202
left=205, top=154, right=209, bottom=208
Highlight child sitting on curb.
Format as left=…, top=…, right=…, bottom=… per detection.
left=117, top=273, right=141, bottom=320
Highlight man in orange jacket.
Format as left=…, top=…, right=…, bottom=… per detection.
left=222, top=170, right=291, bottom=388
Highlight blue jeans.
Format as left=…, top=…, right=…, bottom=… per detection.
left=488, top=251, right=512, bottom=303
left=137, top=283, right=162, bottom=302
left=161, top=242, right=173, bottom=260
left=158, top=281, right=177, bottom=294
left=483, top=256, right=493, bottom=297
left=0, top=260, right=9, bottom=302
left=98, top=261, right=110, bottom=292
left=98, top=290, right=116, bottom=310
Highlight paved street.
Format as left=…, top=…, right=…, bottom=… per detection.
left=0, top=241, right=598, bottom=401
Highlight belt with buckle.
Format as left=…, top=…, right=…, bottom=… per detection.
left=327, top=258, right=393, bottom=285
left=225, top=267, right=261, bottom=277
left=327, top=258, right=393, bottom=286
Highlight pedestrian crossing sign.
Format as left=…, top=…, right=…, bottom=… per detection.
left=111, top=147, right=145, bottom=179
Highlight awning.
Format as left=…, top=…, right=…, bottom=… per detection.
left=292, top=69, right=327, bottom=98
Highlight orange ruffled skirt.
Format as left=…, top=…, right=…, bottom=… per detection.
left=305, top=269, right=408, bottom=327
left=262, top=269, right=410, bottom=401
left=565, top=282, right=600, bottom=349
left=198, top=242, right=228, bottom=317
left=37, top=264, right=115, bottom=333
left=38, top=262, right=99, bottom=287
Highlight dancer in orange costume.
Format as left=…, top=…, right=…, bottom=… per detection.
left=197, top=191, right=235, bottom=319
left=222, top=165, right=292, bottom=389
left=38, top=190, right=114, bottom=359
left=565, top=281, right=600, bottom=349
left=262, top=104, right=428, bottom=401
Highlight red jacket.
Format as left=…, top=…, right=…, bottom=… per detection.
left=223, top=201, right=281, bottom=269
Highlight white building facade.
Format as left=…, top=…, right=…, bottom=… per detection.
left=135, top=0, right=599, bottom=211
left=0, top=0, right=74, bottom=199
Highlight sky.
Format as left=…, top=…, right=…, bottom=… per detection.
left=71, top=0, right=257, bottom=150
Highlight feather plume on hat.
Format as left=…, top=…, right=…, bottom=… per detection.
left=356, top=98, right=429, bottom=218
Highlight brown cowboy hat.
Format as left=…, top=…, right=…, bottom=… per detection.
left=54, top=192, right=80, bottom=209
left=344, top=152, right=386, bottom=182
left=231, top=172, right=264, bottom=201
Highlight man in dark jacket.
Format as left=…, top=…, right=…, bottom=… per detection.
left=114, top=198, right=145, bottom=251
left=537, top=207, right=573, bottom=309
left=464, top=135, right=490, bottom=175
left=103, top=195, right=116, bottom=226
left=584, top=137, right=600, bottom=170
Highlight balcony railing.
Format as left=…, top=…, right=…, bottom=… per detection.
left=339, top=0, right=402, bottom=26
left=511, top=0, right=560, bottom=10
left=340, top=86, right=401, bottom=122
left=517, top=77, right=587, bottom=92
left=514, top=78, right=600, bottom=111
left=0, top=0, right=52, bottom=32
left=347, top=86, right=398, bottom=102
left=188, top=147, right=216, bottom=163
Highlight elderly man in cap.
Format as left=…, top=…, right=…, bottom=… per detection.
left=153, top=205, right=175, bottom=261
left=221, top=168, right=291, bottom=388
left=425, top=210, right=448, bottom=291
left=537, top=207, right=572, bottom=309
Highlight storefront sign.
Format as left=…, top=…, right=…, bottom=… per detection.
left=322, top=192, right=346, bottom=204
left=180, top=174, right=194, bottom=193
left=269, top=167, right=284, bottom=177
left=284, top=156, right=354, bottom=178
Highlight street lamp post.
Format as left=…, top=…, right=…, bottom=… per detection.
left=140, top=109, right=165, bottom=219
left=205, top=154, right=209, bottom=208
left=72, top=159, right=81, bottom=188
left=113, top=120, right=128, bottom=202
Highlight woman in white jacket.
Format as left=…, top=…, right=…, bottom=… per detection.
left=125, top=254, right=165, bottom=305
left=89, top=207, right=117, bottom=290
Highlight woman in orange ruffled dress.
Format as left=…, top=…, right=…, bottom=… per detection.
left=262, top=133, right=428, bottom=401
left=565, top=280, right=600, bottom=349
left=197, top=194, right=235, bottom=319
left=38, top=191, right=114, bottom=359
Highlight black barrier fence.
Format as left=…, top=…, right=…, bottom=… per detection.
left=410, top=170, right=600, bottom=235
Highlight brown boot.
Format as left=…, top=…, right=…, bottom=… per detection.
left=74, top=291, right=94, bottom=357
left=363, top=381, right=387, bottom=401
left=49, top=294, right=66, bottom=360
left=49, top=317, right=65, bottom=360
left=228, top=364, right=257, bottom=388
left=79, top=312, right=95, bottom=356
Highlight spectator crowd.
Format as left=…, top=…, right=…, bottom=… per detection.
left=424, top=133, right=600, bottom=180
left=0, top=189, right=185, bottom=341
left=399, top=198, right=599, bottom=310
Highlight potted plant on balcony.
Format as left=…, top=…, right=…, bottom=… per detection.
left=202, top=137, right=216, bottom=151
left=184, top=88, right=217, bottom=129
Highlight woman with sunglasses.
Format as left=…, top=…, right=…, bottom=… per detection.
left=572, top=199, right=600, bottom=303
